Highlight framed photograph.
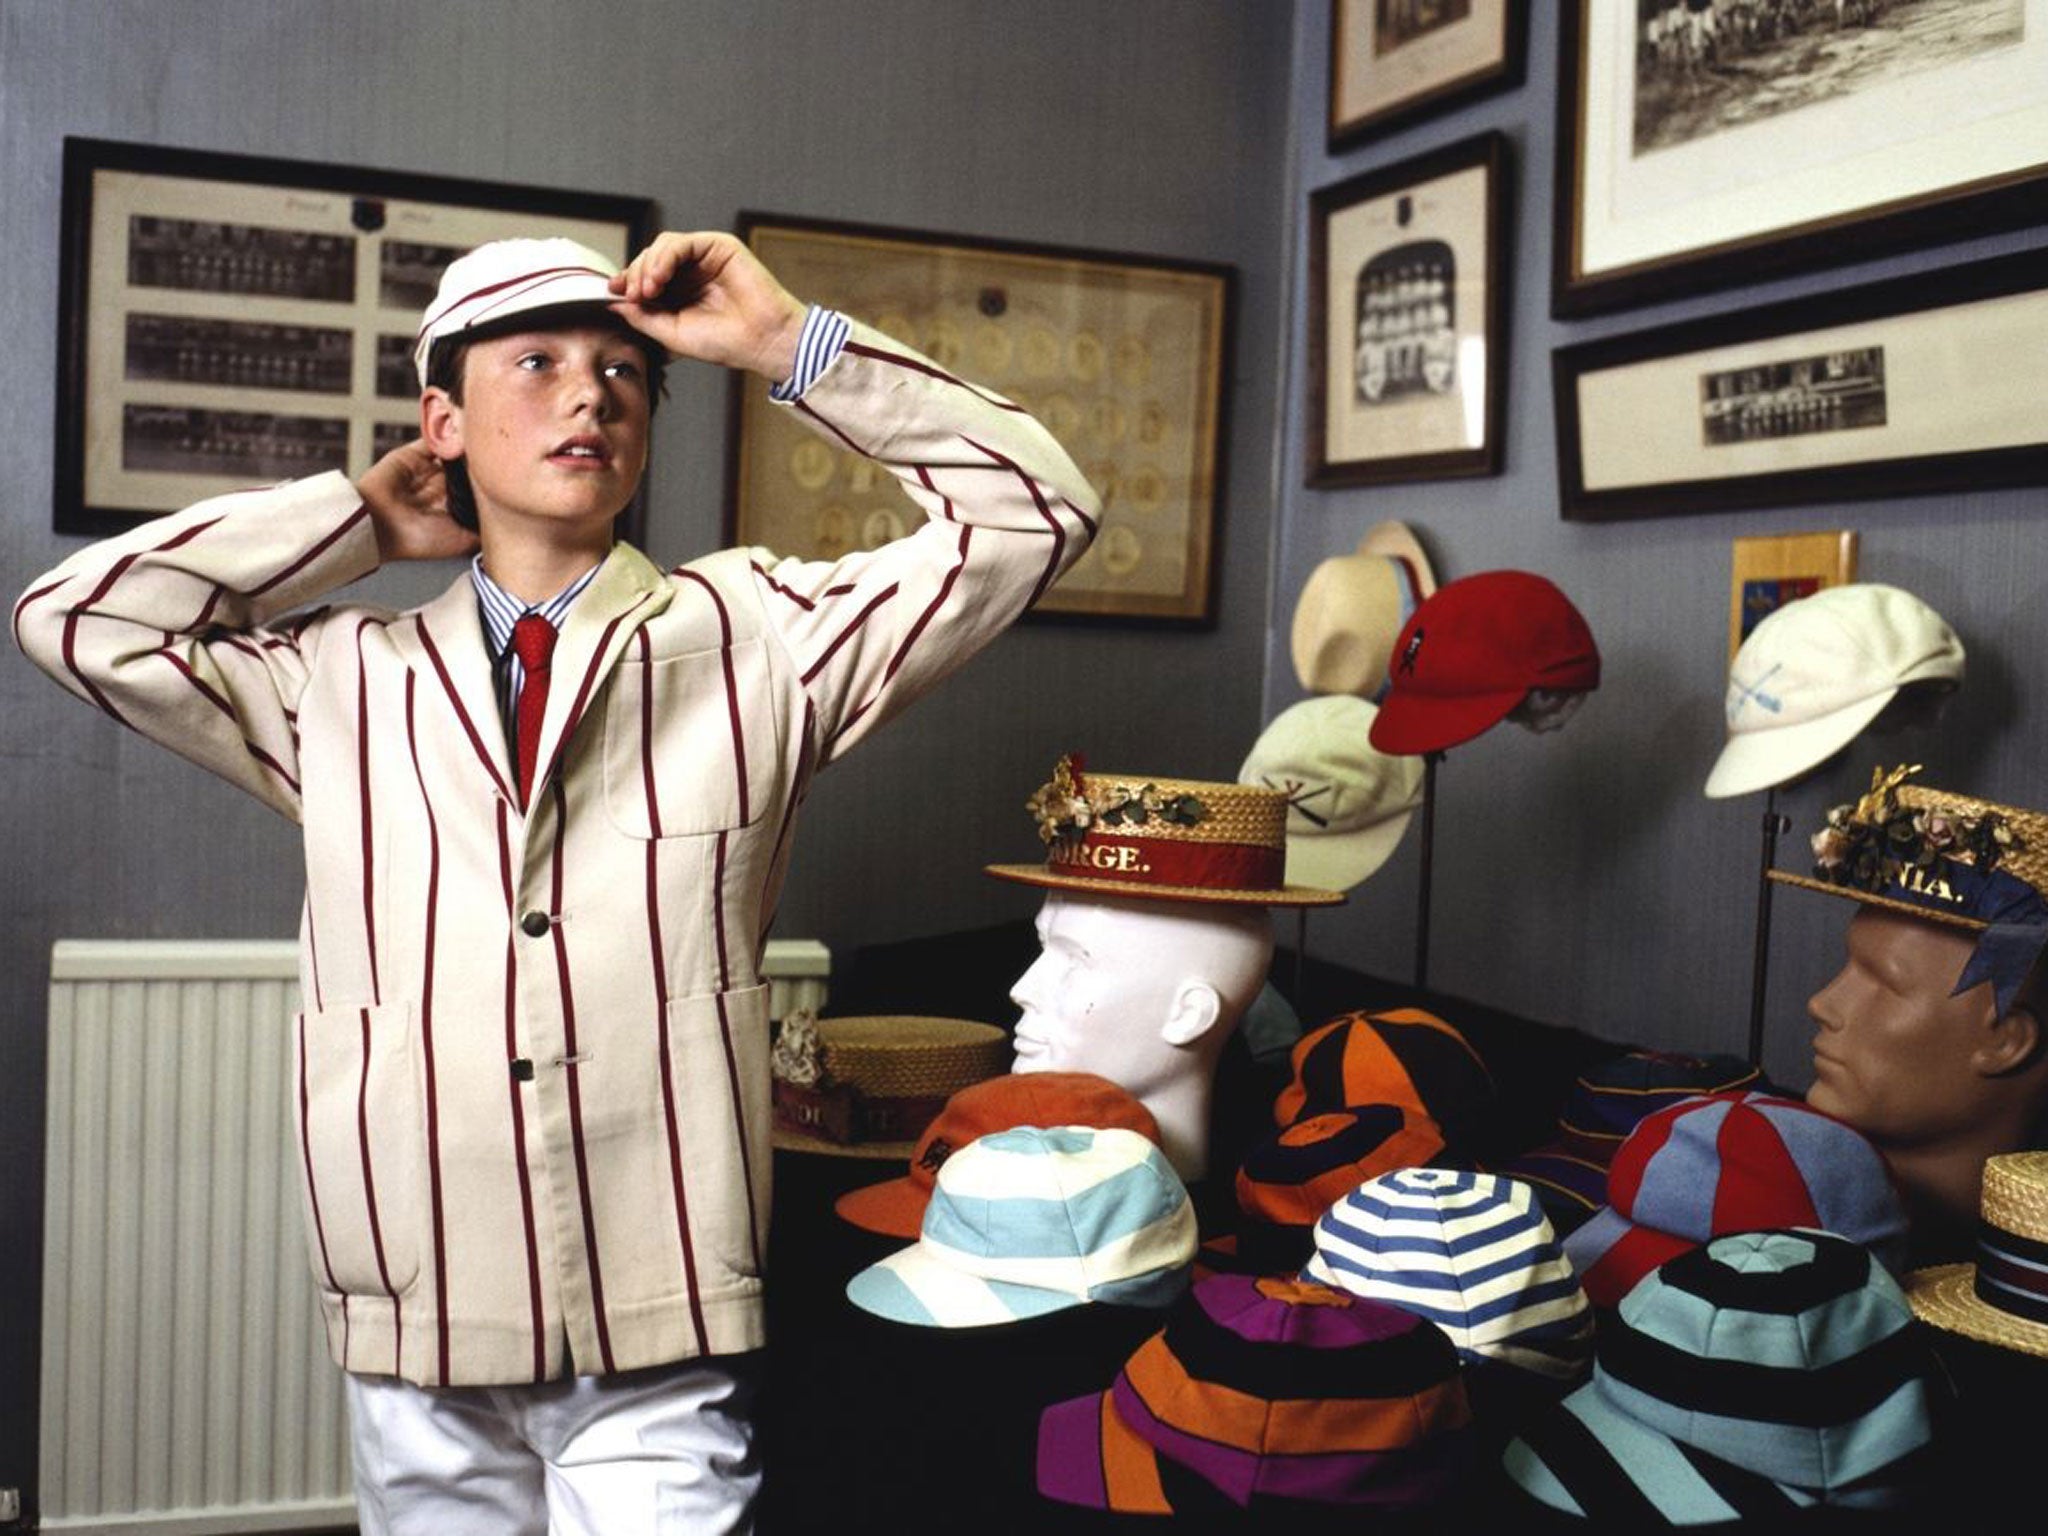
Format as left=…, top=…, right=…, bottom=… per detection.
left=1728, top=530, right=1858, bottom=661
left=1307, top=130, right=1509, bottom=488
left=1554, top=249, right=2048, bottom=521
left=57, top=136, right=654, bottom=537
left=1552, top=0, right=2048, bottom=317
left=1328, top=0, right=1528, bottom=151
left=728, top=213, right=1233, bottom=626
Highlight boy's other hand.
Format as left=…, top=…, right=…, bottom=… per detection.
left=358, top=438, right=478, bottom=563
left=609, top=231, right=806, bottom=383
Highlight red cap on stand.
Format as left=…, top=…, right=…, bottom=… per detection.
left=1368, top=571, right=1600, bottom=755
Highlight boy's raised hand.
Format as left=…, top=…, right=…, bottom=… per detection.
left=609, top=231, right=808, bottom=382
left=357, top=437, right=479, bottom=563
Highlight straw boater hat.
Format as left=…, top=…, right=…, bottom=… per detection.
left=1907, top=1151, right=2048, bottom=1359
left=770, top=1013, right=1011, bottom=1160
left=985, top=756, right=1345, bottom=907
left=1289, top=520, right=1436, bottom=698
left=1772, top=765, right=2048, bottom=1017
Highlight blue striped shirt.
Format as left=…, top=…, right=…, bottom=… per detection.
left=470, top=303, right=849, bottom=740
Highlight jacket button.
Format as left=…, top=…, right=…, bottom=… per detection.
left=520, top=910, right=552, bottom=938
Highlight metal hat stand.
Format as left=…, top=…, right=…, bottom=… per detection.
left=1746, top=787, right=1792, bottom=1068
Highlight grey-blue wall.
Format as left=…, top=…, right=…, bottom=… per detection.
left=1269, top=5, right=2048, bottom=1093
left=5, top=0, right=2044, bottom=1515
left=0, top=1, right=1293, bottom=1508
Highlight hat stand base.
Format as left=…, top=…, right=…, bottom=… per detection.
left=1746, top=786, right=1791, bottom=1067
left=1415, top=753, right=1440, bottom=991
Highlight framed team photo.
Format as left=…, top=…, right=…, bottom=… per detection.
left=1552, top=0, right=2048, bottom=316
left=1328, top=0, right=1528, bottom=151
left=56, top=136, right=654, bottom=537
left=1306, top=131, right=1509, bottom=488
left=729, top=212, right=1233, bottom=626
left=1554, top=249, right=2048, bottom=520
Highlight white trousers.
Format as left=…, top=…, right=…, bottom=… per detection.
left=345, top=1353, right=762, bottom=1536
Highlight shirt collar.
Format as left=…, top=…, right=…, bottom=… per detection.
left=470, top=554, right=605, bottom=659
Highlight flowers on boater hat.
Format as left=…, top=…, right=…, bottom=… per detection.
left=1810, top=763, right=2017, bottom=892
left=1026, top=754, right=1207, bottom=847
left=1774, top=764, right=2048, bottom=1019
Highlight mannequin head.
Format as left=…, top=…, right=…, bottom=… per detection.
left=1806, top=906, right=2048, bottom=1253
left=1010, top=891, right=1273, bottom=1179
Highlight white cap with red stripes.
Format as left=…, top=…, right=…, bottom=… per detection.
left=411, top=237, right=622, bottom=387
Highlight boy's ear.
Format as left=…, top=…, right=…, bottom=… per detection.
left=420, top=387, right=463, bottom=460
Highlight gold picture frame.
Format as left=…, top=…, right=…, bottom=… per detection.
left=728, top=213, right=1232, bottom=626
left=1728, top=530, right=1859, bottom=662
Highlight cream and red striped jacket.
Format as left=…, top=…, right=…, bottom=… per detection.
left=16, top=322, right=1098, bottom=1385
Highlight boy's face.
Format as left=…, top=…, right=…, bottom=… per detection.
left=423, top=317, right=651, bottom=538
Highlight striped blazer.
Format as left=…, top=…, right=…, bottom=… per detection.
left=16, top=322, right=1099, bottom=1386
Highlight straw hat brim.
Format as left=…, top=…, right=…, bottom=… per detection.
left=1905, top=1262, right=2048, bottom=1359
left=772, top=1126, right=919, bottom=1160
left=1357, top=520, right=1437, bottom=598
left=983, top=863, right=1346, bottom=907
left=1766, top=870, right=1986, bottom=932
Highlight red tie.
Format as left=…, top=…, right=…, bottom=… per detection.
left=512, top=613, right=557, bottom=808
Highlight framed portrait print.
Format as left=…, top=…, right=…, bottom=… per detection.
left=1307, top=131, right=1509, bottom=488
left=56, top=136, right=654, bottom=537
left=1552, top=0, right=2048, bottom=317
left=1554, top=249, right=2048, bottom=521
left=729, top=213, right=1233, bottom=626
left=1328, top=0, right=1528, bottom=151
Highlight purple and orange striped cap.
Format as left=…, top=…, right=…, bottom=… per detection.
left=1562, top=1091, right=1908, bottom=1309
left=411, top=237, right=624, bottom=386
left=1037, top=1273, right=1471, bottom=1515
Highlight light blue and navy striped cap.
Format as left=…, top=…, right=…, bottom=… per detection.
left=846, top=1125, right=1197, bottom=1328
left=1504, top=1228, right=1940, bottom=1524
left=1303, top=1168, right=1593, bottom=1381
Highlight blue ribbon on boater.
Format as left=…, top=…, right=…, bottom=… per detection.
left=1807, top=765, right=2048, bottom=1020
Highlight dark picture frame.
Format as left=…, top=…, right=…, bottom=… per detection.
left=727, top=212, right=1234, bottom=627
left=1307, top=130, right=1510, bottom=488
left=1328, top=0, right=1528, bottom=152
left=56, top=136, right=655, bottom=538
left=1552, top=0, right=2048, bottom=318
left=1554, top=248, right=2048, bottom=521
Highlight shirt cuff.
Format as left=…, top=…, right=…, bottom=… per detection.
left=767, top=306, right=851, bottom=401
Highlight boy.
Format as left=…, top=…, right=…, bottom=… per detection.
left=17, top=229, right=1099, bottom=1533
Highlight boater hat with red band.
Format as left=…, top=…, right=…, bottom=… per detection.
left=412, top=237, right=626, bottom=386
left=985, top=756, right=1345, bottom=907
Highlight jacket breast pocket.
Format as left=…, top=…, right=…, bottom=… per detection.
left=601, top=639, right=780, bottom=838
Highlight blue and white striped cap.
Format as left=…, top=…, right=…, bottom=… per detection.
left=1303, top=1168, right=1593, bottom=1381
left=846, top=1125, right=1197, bottom=1328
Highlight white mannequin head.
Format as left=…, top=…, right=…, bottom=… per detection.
left=1009, top=890, right=1274, bottom=1179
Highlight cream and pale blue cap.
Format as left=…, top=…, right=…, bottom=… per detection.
left=1705, top=584, right=1963, bottom=799
left=845, top=1125, right=1197, bottom=1328
left=411, top=237, right=624, bottom=386
left=1239, top=696, right=1422, bottom=892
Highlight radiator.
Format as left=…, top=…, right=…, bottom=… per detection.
left=40, top=938, right=830, bottom=1535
